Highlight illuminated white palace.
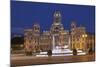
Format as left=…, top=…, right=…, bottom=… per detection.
left=24, top=11, right=88, bottom=53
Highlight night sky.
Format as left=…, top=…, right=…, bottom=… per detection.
left=11, top=1, right=95, bottom=35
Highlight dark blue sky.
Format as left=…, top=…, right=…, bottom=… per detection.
left=11, top=1, right=95, bottom=34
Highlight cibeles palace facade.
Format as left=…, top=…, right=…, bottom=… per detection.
left=24, top=11, right=93, bottom=52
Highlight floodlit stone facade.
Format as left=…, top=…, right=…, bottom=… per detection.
left=24, top=11, right=94, bottom=52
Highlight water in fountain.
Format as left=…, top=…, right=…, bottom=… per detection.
left=52, top=35, right=72, bottom=54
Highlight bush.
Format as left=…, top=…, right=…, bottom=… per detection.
left=88, top=48, right=93, bottom=55
left=73, top=49, right=77, bottom=55
left=47, top=50, right=52, bottom=56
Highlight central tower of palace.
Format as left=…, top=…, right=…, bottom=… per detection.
left=51, top=11, right=64, bottom=34
left=50, top=11, right=69, bottom=47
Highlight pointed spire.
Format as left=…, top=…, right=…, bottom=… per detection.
left=71, top=20, right=77, bottom=28
left=53, top=10, right=61, bottom=23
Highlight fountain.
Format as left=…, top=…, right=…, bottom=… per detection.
left=52, top=35, right=73, bottom=54
left=36, top=35, right=86, bottom=57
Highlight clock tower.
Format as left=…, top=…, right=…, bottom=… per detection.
left=51, top=11, right=64, bottom=34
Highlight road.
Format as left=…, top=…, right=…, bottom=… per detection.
left=11, top=53, right=95, bottom=66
